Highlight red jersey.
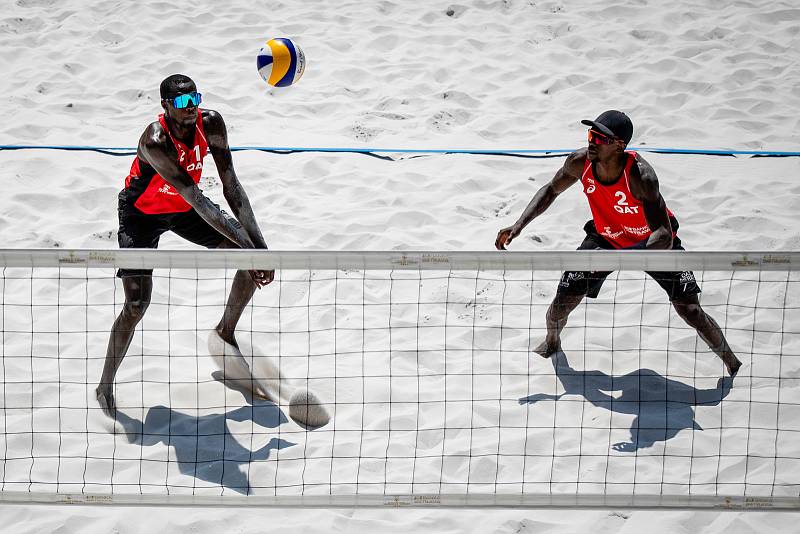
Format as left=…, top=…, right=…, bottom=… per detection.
left=580, top=151, right=675, bottom=249
left=123, top=110, right=209, bottom=214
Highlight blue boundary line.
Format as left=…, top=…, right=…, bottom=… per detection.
left=0, top=144, right=798, bottom=158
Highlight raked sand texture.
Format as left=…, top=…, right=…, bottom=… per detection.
left=1, top=0, right=799, bottom=533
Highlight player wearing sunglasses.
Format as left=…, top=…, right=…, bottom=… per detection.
left=97, top=74, right=273, bottom=416
left=495, top=110, right=740, bottom=376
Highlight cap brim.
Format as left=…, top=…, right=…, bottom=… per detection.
left=581, top=119, right=615, bottom=138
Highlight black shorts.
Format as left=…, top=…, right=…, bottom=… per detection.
left=556, top=220, right=701, bottom=301
left=116, top=191, right=241, bottom=278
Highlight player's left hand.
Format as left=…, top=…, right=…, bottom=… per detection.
left=495, top=224, right=521, bottom=250
left=250, top=269, right=274, bottom=288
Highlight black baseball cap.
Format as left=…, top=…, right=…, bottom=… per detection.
left=581, top=110, right=633, bottom=144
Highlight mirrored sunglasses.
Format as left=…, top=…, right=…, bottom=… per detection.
left=587, top=129, right=616, bottom=145
left=168, top=92, right=202, bottom=109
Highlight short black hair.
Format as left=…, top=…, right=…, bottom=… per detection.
left=160, top=74, right=196, bottom=99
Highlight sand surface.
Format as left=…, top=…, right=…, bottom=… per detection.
left=1, top=0, right=799, bottom=532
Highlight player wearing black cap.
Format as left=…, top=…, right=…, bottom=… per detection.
left=495, top=110, right=741, bottom=376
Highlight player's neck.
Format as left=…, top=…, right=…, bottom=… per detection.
left=593, top=152, right=628, bottom=184
left=165, top=116, right=196, bottom=146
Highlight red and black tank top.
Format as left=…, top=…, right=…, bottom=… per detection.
left=123, top=110, right=208, bottom=214
left=580, top=151, right=675, bottom=249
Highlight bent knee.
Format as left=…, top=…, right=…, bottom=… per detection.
left=124, top=298, right=150, bottom=320
left=673, top=301, right=703, bottom=322
left=548, top=294, right=583, bottom=319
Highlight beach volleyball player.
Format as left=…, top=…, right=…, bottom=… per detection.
left=96, top=74, right=273, bottom=416
left=495, top=110, right=741, bottom=376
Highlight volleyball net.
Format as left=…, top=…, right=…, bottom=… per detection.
left=0, top=248, right=798, bottom=509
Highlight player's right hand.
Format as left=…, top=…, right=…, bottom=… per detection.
left=495, top=225, right=521, bottom=250
left=250, top=269, right=274, bottom=288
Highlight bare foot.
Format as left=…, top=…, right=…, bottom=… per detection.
left=533, top=338, right=561, bottom=358
left=96, top=385, right=116, bottom=418
left=724, top=354, right=742, bottom=377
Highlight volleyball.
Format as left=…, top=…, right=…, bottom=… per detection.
left=256, top=38, right=305, bottom=87
left=289, top=388, right=329, bottom=428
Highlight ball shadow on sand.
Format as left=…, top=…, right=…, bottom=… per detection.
left=113, top=398, right=295, bottom=495
left=520, top=351, right=734, bottom=452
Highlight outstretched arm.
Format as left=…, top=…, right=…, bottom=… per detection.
left=205, top=111, right=269, bottom=250
left=138, top=124, right=254, bottom=249
left=628, top=155, right=672, bottom=250
left=495, top=149, right=584, bottom=250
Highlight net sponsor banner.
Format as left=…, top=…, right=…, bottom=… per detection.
left=0, top=249, right=797, bottom=271
left=1, top=490, right=799, bottom=510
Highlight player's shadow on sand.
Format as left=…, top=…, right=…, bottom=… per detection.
left=114, top=399, right=295, bottom=494
left=519, top=351, right=733, bottom=452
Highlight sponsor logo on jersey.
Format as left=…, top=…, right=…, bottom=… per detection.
left=601, top=227, right=624, bottom=239
left=158, top=184, right=178, bottom=196
left=623, top=225, right=651, bottom=237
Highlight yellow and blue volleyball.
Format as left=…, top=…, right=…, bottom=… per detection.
left=256, top=38, right=305, bottom=87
